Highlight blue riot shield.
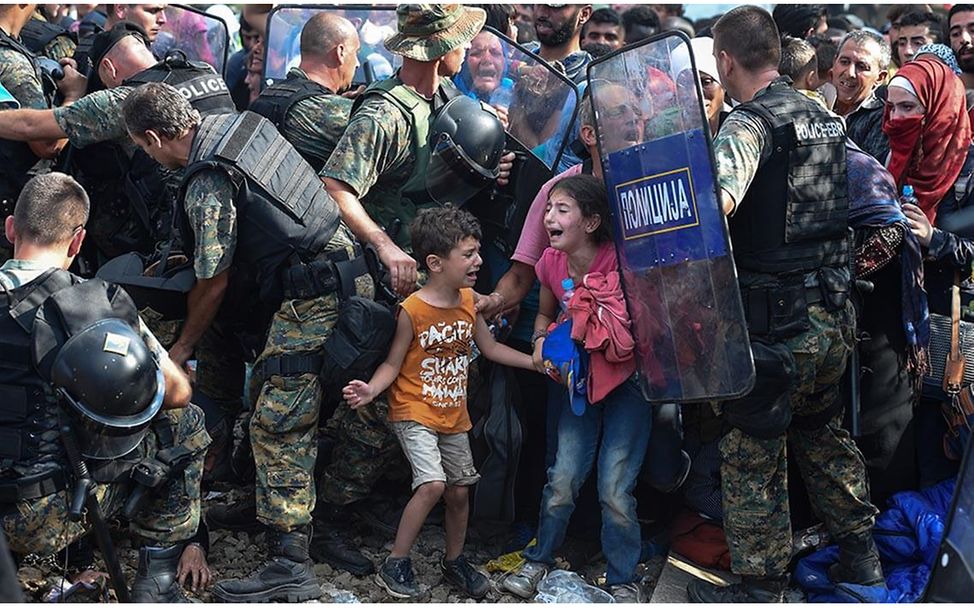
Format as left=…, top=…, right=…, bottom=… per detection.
left=587, top=32, right=754, bottom=403
left=263, top=5, right=400, bottom=89
left=151, top=4, right=229, bottom=76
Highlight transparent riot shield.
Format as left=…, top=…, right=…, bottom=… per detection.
left=264, top=5, right=400, bottom=89
left=447, top=27, right=579, bottom=256
left=151, top=4, right=229, bottom=76
left=588, top=32, right=754, bottom=403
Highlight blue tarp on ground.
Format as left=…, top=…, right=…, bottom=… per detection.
left=796, top=477, right=956, bottom=602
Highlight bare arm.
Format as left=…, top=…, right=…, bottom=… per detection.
left=323, top=176, right=417, bottom=296
left=476, top=260, right=536, bottom=317
left=531, top=285, right=558, bottom=372
left=160, top=355, right=193, bottom=409
left=474, top=313, right=535, bottom=371
left=343, top=309, right=414, bottom=408
left=0, top=108, right=66, bottom=141
left=169, top=270, right=229, bottom=369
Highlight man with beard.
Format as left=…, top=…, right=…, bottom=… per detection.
left=949, top=5, right=974, bottom=91
left=831, top=30, right=890, bottom=162
left=581, top=7, right=623, bottom=55
left=526, top=4, right=592, bottom=84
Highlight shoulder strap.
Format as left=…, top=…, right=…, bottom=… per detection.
left=945, top=270, right=966, bottom=396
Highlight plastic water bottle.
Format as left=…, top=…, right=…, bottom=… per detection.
left=489, top=77, right=515, bottom=110
left=900, top=184, right=918, bottom=207
left=561, top=278, right=576, bottom=312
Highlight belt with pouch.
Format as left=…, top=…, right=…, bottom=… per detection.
left=281, top=244, right=369, bottom=301
left=0, top=468, right=69, bottom=505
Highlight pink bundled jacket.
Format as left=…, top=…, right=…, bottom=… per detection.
left=567, top=271, right=636, bottom=403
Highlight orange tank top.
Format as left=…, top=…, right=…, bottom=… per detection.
left=388, top=288, right=475, bottom=433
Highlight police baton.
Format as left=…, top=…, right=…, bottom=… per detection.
left=59, top=423, right=131, bottom=603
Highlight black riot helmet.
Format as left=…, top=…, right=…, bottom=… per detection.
left=50, top=318, right=164, bottom=460
left=426, top=95, right=507, bottom=206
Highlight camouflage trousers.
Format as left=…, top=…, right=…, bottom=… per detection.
left=1, top=405, right=210, bottom=556
left=720, top=303, right=879, bottom=578
left=317, top=397, right=403, bottom=507
left=251, top=225, right=376, bottom=532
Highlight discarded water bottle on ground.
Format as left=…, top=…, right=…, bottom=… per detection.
left=320, top=582, right=359, bottom=603
left=534, top=569, right=615, bottom=603
left=490, top=77, right=515, bottom=111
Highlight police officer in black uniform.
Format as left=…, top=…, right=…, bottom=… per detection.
left=0, top=172, right=210, bottom=603
left=686, top=6, right=883, bottom=603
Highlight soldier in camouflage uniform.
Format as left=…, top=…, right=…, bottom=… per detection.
left=121, top=82, right=375, bottom=603
left=0, top=173, right=210, bottom=603
left=313, top=3, right=490, bottom=575
left=0, top=4, right=86, bottom=262
left=686, top=8, right=883, bottom=603
left=250, top=12, right=359, bottom=171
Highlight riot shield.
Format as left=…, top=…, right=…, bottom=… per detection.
left=264, top=5, right=400, bottom=89
left=925, top=435, right=974, bottom=601
left=152, top=4, right=230, bottom=76
left=588, top=32, right=754, bottom=403
left=447, top=27, right=580, bottom=256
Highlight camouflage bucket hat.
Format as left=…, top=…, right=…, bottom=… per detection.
left=384, top=4, right=487, bottom=62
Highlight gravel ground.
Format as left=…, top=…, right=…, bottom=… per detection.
left=15, top=486, right=666, bottom=603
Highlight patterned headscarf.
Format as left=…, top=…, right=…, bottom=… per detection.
left=914, top=43, right=962, bottom=75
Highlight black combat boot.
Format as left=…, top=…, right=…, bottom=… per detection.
left=211, top=525, right=322, bottom=603
left=309, top=504, right=375, bottom=575
left=829, top=530, right=885, bottom=586
left=204, top=497, right=261, bottom=533
left=687, top=575, right=788, bottom=603
left=131, top=545, right=189, bottom=603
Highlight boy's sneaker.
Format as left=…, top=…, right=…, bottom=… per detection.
left=501, top=560, right=548, bottom=599
left=441, top=555, right=490, bottom=599
left=376, top=556, right=423, bottom=599
left=609, top=582, right=646, bottom=603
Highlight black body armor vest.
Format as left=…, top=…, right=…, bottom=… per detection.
left=728, top=79, right=849, bottom=276
left=250, top=72, right=335, bottom=171
left=179, top=112, right=343, bottom=306
left=19, top=19, right=72, bottom=57
left=0, top=269, right=79, bottom=476
left=0, top=29, right=42, bottom=205
left=71, top=57, right=235, bottom=259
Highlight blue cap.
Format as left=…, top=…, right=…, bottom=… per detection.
left=561, top=278, right=574, bottom=290
left=0, top=82, right=19, bottom=110
left=903, top=184, right=914, bottom=198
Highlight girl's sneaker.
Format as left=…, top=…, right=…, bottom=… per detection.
left=501, top=560, right=548, bottom=599
left=441, top=555, right=490, bottom=599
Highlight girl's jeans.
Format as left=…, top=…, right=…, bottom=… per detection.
left=524, top=378, right=652, bottom=585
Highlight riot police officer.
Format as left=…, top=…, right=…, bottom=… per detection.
left=250, top=12, right=360, bottom=171
left=0, top=172, right=210, bottom=603
left=686, top=6, right=883, bottom=602
left=0, top=22, right=235, bottom=262
left=121, top=82, right=375, bottom=603
left=0, top=4, right=85, bottom=241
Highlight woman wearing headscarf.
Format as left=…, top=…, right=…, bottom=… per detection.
left=883, top=55, right=974, bottom=486
left=847, top=140, right=928, bottom=504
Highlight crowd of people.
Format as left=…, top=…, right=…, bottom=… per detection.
left=0, top=1, right=971, bottom=604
